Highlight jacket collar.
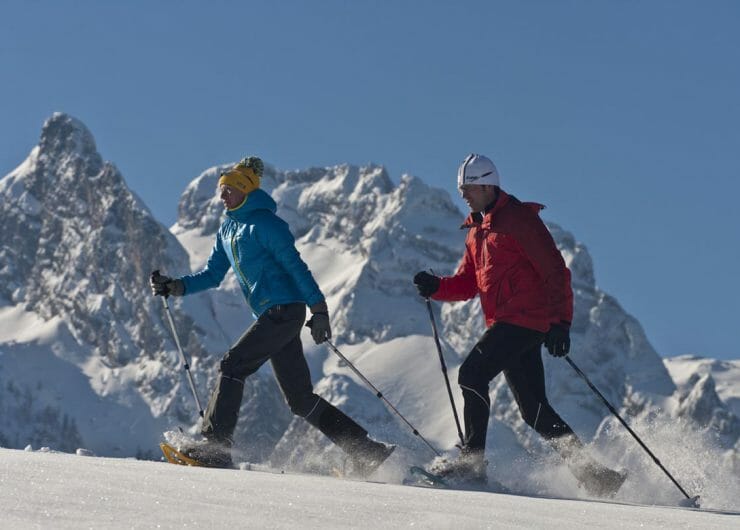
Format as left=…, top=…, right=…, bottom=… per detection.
left=226, top=189, right=277, bottom=222
left=461, top=189, right=511, bottom=229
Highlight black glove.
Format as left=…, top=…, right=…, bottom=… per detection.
left=413, top=271, right=440, bottom=298
left=544, top=323, right=571, bottom=357
left=150, top=270, right=184, bottom=297
left=306, top=312, right=331, bottom=345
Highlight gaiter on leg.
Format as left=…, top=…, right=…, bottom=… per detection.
left=200, top=374, right=245, bottom=444
left=314, top=403, right=369, bottom=455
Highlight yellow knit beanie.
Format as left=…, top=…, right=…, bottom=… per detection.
left=218, top=156, right=263, bottom=195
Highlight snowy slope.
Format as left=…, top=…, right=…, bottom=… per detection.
left=171, top=158, right=739, bottom=510
left=1, top=448, right=737, bottom=529
left=1, top=114, right=738, bottom=511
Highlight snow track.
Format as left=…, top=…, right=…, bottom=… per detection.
left=1, top=448, right=737, bottom=529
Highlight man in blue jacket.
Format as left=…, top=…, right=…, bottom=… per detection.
left=151, top=156, right=393, bottom=475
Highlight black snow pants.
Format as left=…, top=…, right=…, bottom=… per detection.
left=457, top=321, right=576, bottom=452
left=201, top=303, right=369, bottom=452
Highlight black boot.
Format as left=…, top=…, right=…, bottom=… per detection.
left=316, top=405, right=395, bottom=477
left=570, top=460, right=627, bottom=497
left=179, top=438, right=234, bottom=469
left=348, top=438, right=396, bottom=478
left=553, top=435, right=626, bottom=497
left=429, top=447, right=488, bottom=485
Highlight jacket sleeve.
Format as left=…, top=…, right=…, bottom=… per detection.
left=433, top=232, right=479, bottom=302
left=513, top=213, right=573, bottom=325
left=257, top=213, right=325, bottom=307
left=180, top=233, right=231, bottom=295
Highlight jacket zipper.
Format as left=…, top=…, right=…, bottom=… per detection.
left=230, top=233, right=250, bottom=296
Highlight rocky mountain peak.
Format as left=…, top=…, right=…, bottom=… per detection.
left=39, top=112, right=100, bottom=163
left=1, top=117, right=297, bottom=456
left=677, top=373, right=740, bottom=440
left=0, top=113, right=199, bottom=397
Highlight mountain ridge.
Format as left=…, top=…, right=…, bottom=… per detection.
left=1, top=114, right=736, bottom=500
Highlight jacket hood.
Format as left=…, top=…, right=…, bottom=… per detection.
left=226, top=189, right=277, bottom=222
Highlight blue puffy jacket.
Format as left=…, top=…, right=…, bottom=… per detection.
left=180, top=189, right=324, bottom=317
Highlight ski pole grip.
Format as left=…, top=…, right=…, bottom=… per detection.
left=152, top=269, right=171, bottom=299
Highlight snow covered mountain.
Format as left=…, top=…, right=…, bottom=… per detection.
left=1, top=114, right=737, bottom=508
left=0, top=114, right=291, bottom=459
left=171, top=146, right=739, bottom=506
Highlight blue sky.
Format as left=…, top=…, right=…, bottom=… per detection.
left=2, top=1, right=738, bottom=361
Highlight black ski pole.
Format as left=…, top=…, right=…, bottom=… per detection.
left=565, top=356, right=699, bottom=506
left=161, top=295, right=204, bottom=418
left=317, top=333, right=441, bottom=457
left=424, top=298, right=465, bottom=447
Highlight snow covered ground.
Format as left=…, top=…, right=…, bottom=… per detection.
left=1, top=447, right=737, bottom=529
left=1, top=114, right=738, bottom=528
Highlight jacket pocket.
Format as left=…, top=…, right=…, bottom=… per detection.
left=477, top=233, right=519, bottom=291
left=497, top=276, right=515, bottom=307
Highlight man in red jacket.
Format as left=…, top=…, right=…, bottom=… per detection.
left=414, top=153, right=624, bottom=497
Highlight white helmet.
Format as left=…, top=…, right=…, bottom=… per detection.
left=457, top=153, right=500, bottom=188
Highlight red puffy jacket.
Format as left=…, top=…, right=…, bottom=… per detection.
left=433, top=190, right=573, bottom=332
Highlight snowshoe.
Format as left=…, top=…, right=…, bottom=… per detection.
left=348, top=437, right=396, bottom=478
left=407, top=466, right=450, bottom=488
left=571, top=461, right=627, bottom=498
left=428, top=451, right=488, bottom=487
left=161, top=442, right=204, bottom=466
left=162, top=438, right=234, bottom=469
